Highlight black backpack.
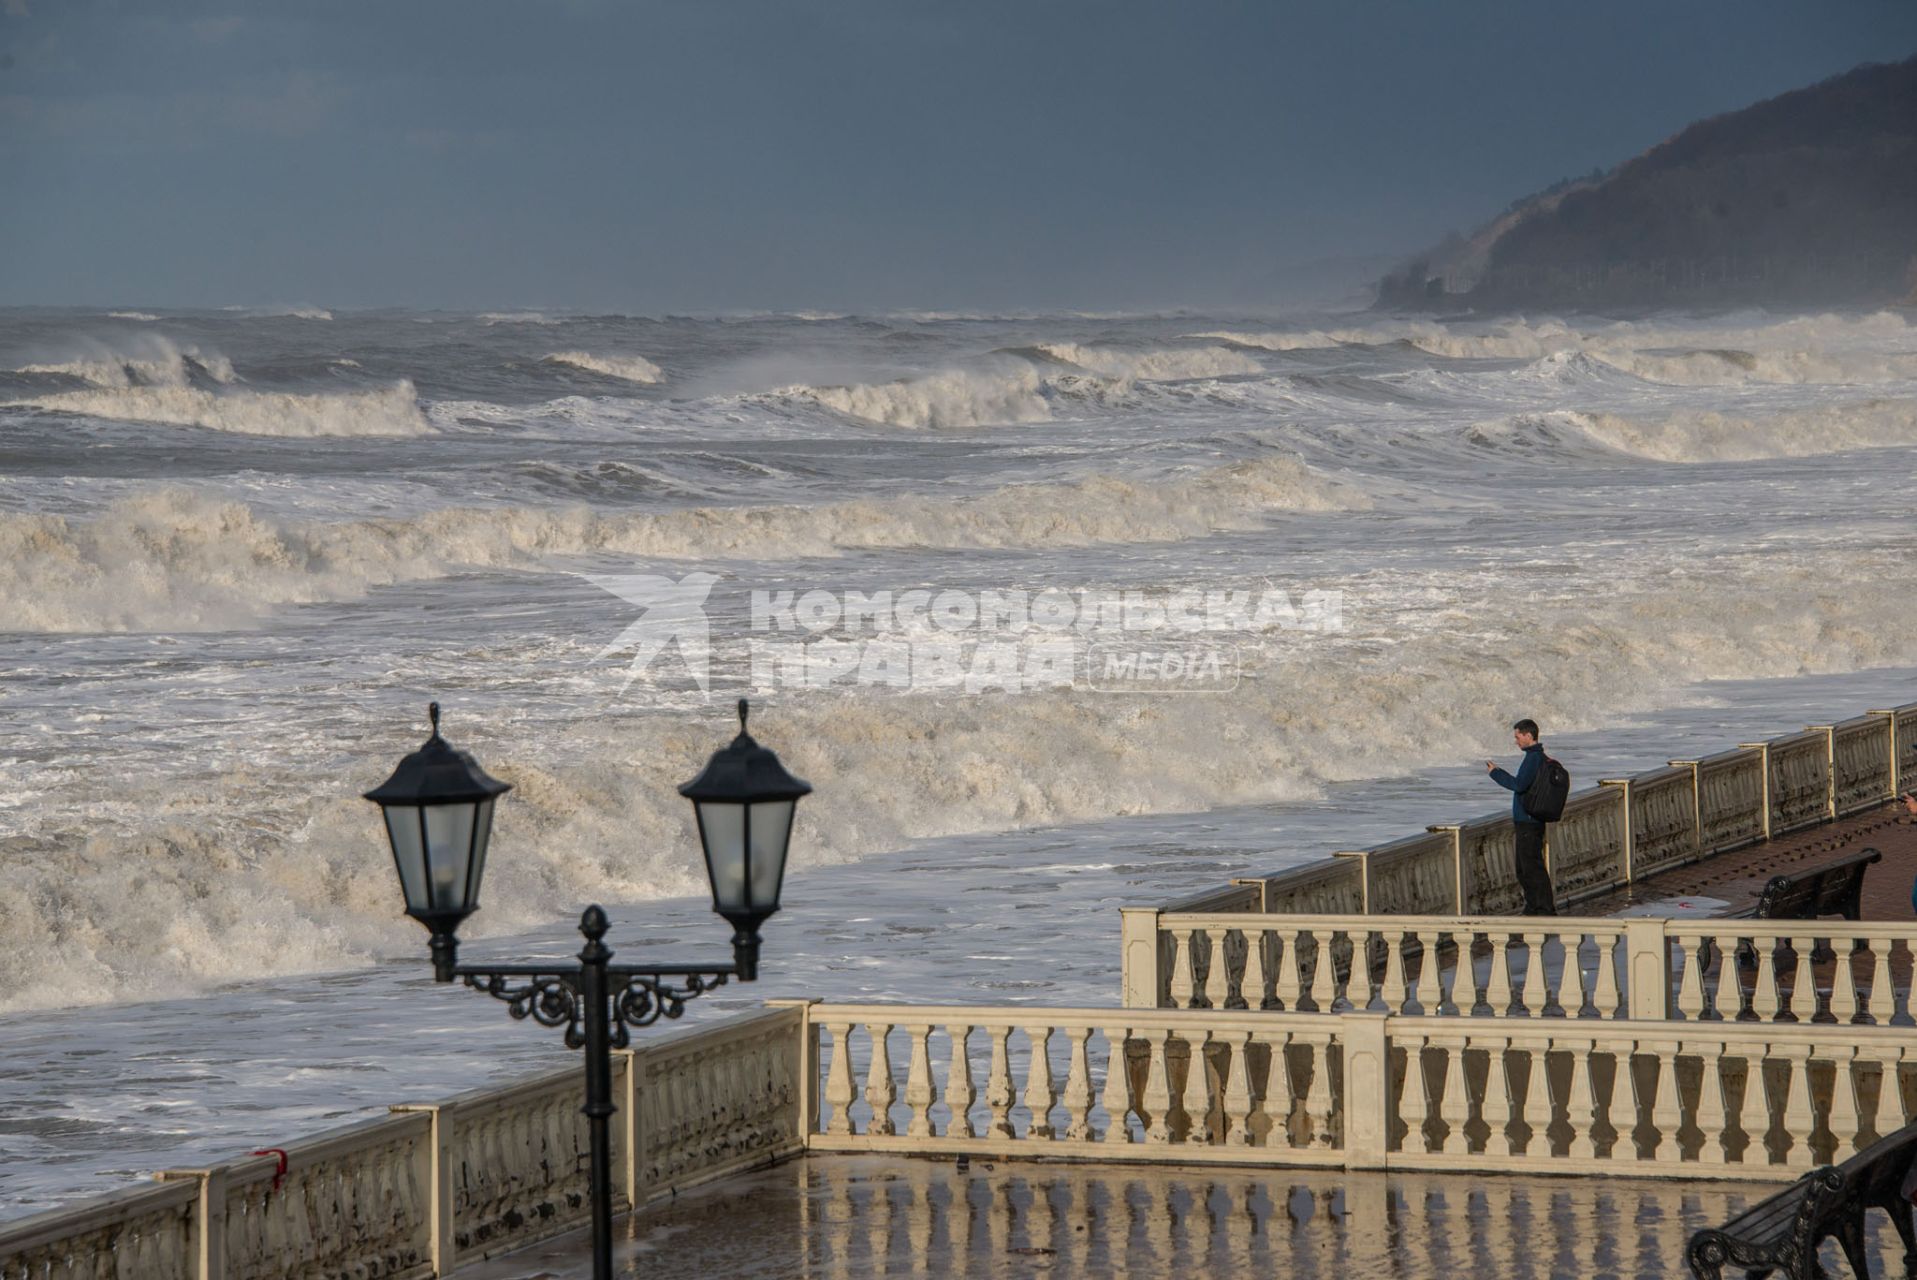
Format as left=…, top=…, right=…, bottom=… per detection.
left=1522, top=754, right=1571, bottom=822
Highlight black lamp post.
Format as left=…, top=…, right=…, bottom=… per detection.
left=365, top=699, right=809, bottom=1280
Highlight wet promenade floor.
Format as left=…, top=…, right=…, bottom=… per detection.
left=466, top=1155, right=1910, bottom=1279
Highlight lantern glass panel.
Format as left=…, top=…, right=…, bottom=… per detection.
left=466, top=796, right=496, bottom=908
left=422, top=799, right=480, bottom=915
left=384, top=807, right=429, bottom=913
left=696, top=800, right=747, bottom=913
left=747, top=799, right=794, bottom=908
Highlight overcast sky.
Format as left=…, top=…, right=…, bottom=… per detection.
left=3, top=1, right=1914, bottom=313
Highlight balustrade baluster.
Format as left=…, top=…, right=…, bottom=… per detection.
left=1204, top=928, right=1232, bottom=1010
left=1437, top=1036, right=1471, bottom=1156
left=1170, top=930, right=1199, bottom=1008
left=1482, top=1037, right=1516, bottom=1154
left=1753, top=941, right=1783, bottom=1021
left=1098, top=1027, right=1133, bottom=1143
left=1242, top=928, right=1270, bottom=1009
left=1828, top=1045, right=1861, bottom=1161
left=1307, top=932, right=1337, bottom=1012
left=945, top=1024, right=977, bottom=1138
left=1256, top=1030, right=1297, bottom=1149
left=1179, top=1030, right=1214, bottom=1144
left=1398, top=1033, right=1431, bottom=1154
left=1781, top=1044, right=1815, bottom=1171
left=1565, top=1038, right=1598, bottom=1159
left=1219, top=1031, right=1254, bottom=1146
left=1517, top=930, right=1546, bottom=1015
left=1831, top=945, right=1862, bottom=1025
left=1381, top=930, right=1408, bottom=1013
left=1485, top=932, right=1514, bottom=1015
left=824, top=1022, right=857, bottom=1135
left=1733, top=1042, right=1773, bottom=1168
left=1274, top=928, right=1303, bottom=1011
left=1560, top=931, right=1589, bottom=1017
left=1062, top=1027, right=1095, bottom=1141
left=1867, top=939, right=1895, bottom=1025
left=1676, top=936, right=1705, bottom=1021
left=984, top=1026, right=1016, bottom=1138
left=866, top=1023, right=898, bottom=1137
left=1140, top=1029, right=1174, bottom=1143
left=1596, top=933, right=1626, bottom=1018
left=1787, top=935, right=1817, bottom=1023
left=1519, top=1042, right=1551, bottom=1156
left=1303, top=1033, right=1337, bottom=1149
left=1692, top=1041, right=1728, bottom=1165
left=1023, top=1025, right=1058, bottom=1139
left=1881, top=1045, right=1913, bottom=1130
left=903, top=1025, right=935, bottom=1139
left=1650, top=1045, right=1682, bottom=1162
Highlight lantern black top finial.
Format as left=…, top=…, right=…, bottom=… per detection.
left=679, top=700, right=811, bottom=804
left=364, top=700, right=513, bottom=807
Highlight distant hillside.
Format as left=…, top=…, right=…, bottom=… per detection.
left=1377, top=56, right=1917, bottom=310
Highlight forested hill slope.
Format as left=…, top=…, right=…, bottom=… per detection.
left=1377, top=56, right=1917, bottom=310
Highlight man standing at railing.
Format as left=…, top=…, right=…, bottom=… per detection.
left=1487, top=719, right=1556, bottom=915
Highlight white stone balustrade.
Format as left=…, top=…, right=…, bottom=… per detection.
left=0, top=1005, right=806, bottom=1280
left=1139, top=701, right=1914, bottom=926
left=801, top=1003, right=1914, bottom=1181
left=1131, top=913, right=1917, bottom=1027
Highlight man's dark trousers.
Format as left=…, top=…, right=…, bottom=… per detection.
left=1514, top=821, right=1556, bottom=915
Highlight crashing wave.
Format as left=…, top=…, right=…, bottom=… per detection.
left=0, top=455, right=1365, bottom=632
left=106, top=311, right=160, bottom=322
left=11, top=380, right=430, bottom=438
left=18, top=336, right=238, bottom=389
left=1557, top=399, right=1917, bottom=463
left=544, top=351, right=664, bottom=384
left=783, top=365, right=1054, bottom=428
left=1034, top=343, right=1262, bottom=381
left=480, top=311, right=559, bottom=325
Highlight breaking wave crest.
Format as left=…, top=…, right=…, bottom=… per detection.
left=1558, top=399, right=1917, bottom=462
left=783, top=366, right=1054, bottom=428
left=10, top=381, right=431, bottom=438
left=543, top=351, right=664, bottom=384
left=18, top=336, right=237, bottom=388
left=7, top=539, right=1917, bottom=1012
left=1033, top=343, right=1262, bottom=381
left=0, top=455, right=1365, bottom=632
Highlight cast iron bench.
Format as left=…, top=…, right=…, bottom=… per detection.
left=1687, top=1120, right=1917, bottom=1278
left=1723, top=847, right=1882, bottom=923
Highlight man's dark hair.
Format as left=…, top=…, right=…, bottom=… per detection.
left=1513, top=718, right=1540, bottom=738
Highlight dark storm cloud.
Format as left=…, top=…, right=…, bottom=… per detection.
left=2, top=0, right=1913, bottom=311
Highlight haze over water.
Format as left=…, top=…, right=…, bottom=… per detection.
left=1, top=304, right=1916, bottom=1212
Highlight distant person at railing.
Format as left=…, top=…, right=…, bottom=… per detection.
left=1487, top=719, right=1556, bottom=916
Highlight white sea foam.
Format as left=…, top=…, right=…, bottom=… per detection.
left=0, top=456, right=1364, bottom=633
left=480, top=311, right=559, bottom=325
left=786, top=365, right=1054, bottom=428
left=17, top=336, right=238, bottom=388
left=544, top=351, right=664, bottom=384
left=106, top=311, right=160, bottom=322
left=1034, top=343, right=1262, bottom=381
left=1563, top=399, right=1917, bottom=462
left=5, top=539, right=1915, bottom=1015
left=11, top=381, right=430, bottom=438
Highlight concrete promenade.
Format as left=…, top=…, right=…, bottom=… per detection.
left=465, top=1156, right=1907, bottom=1279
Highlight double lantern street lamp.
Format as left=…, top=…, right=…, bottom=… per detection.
left=365, top=699, right=810, bottom=1280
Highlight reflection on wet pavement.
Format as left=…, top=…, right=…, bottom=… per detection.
left=465, top=1154, right=1908, bottom=1278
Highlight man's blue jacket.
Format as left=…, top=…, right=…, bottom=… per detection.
left=1491, top=742, right=1545, bottom=826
